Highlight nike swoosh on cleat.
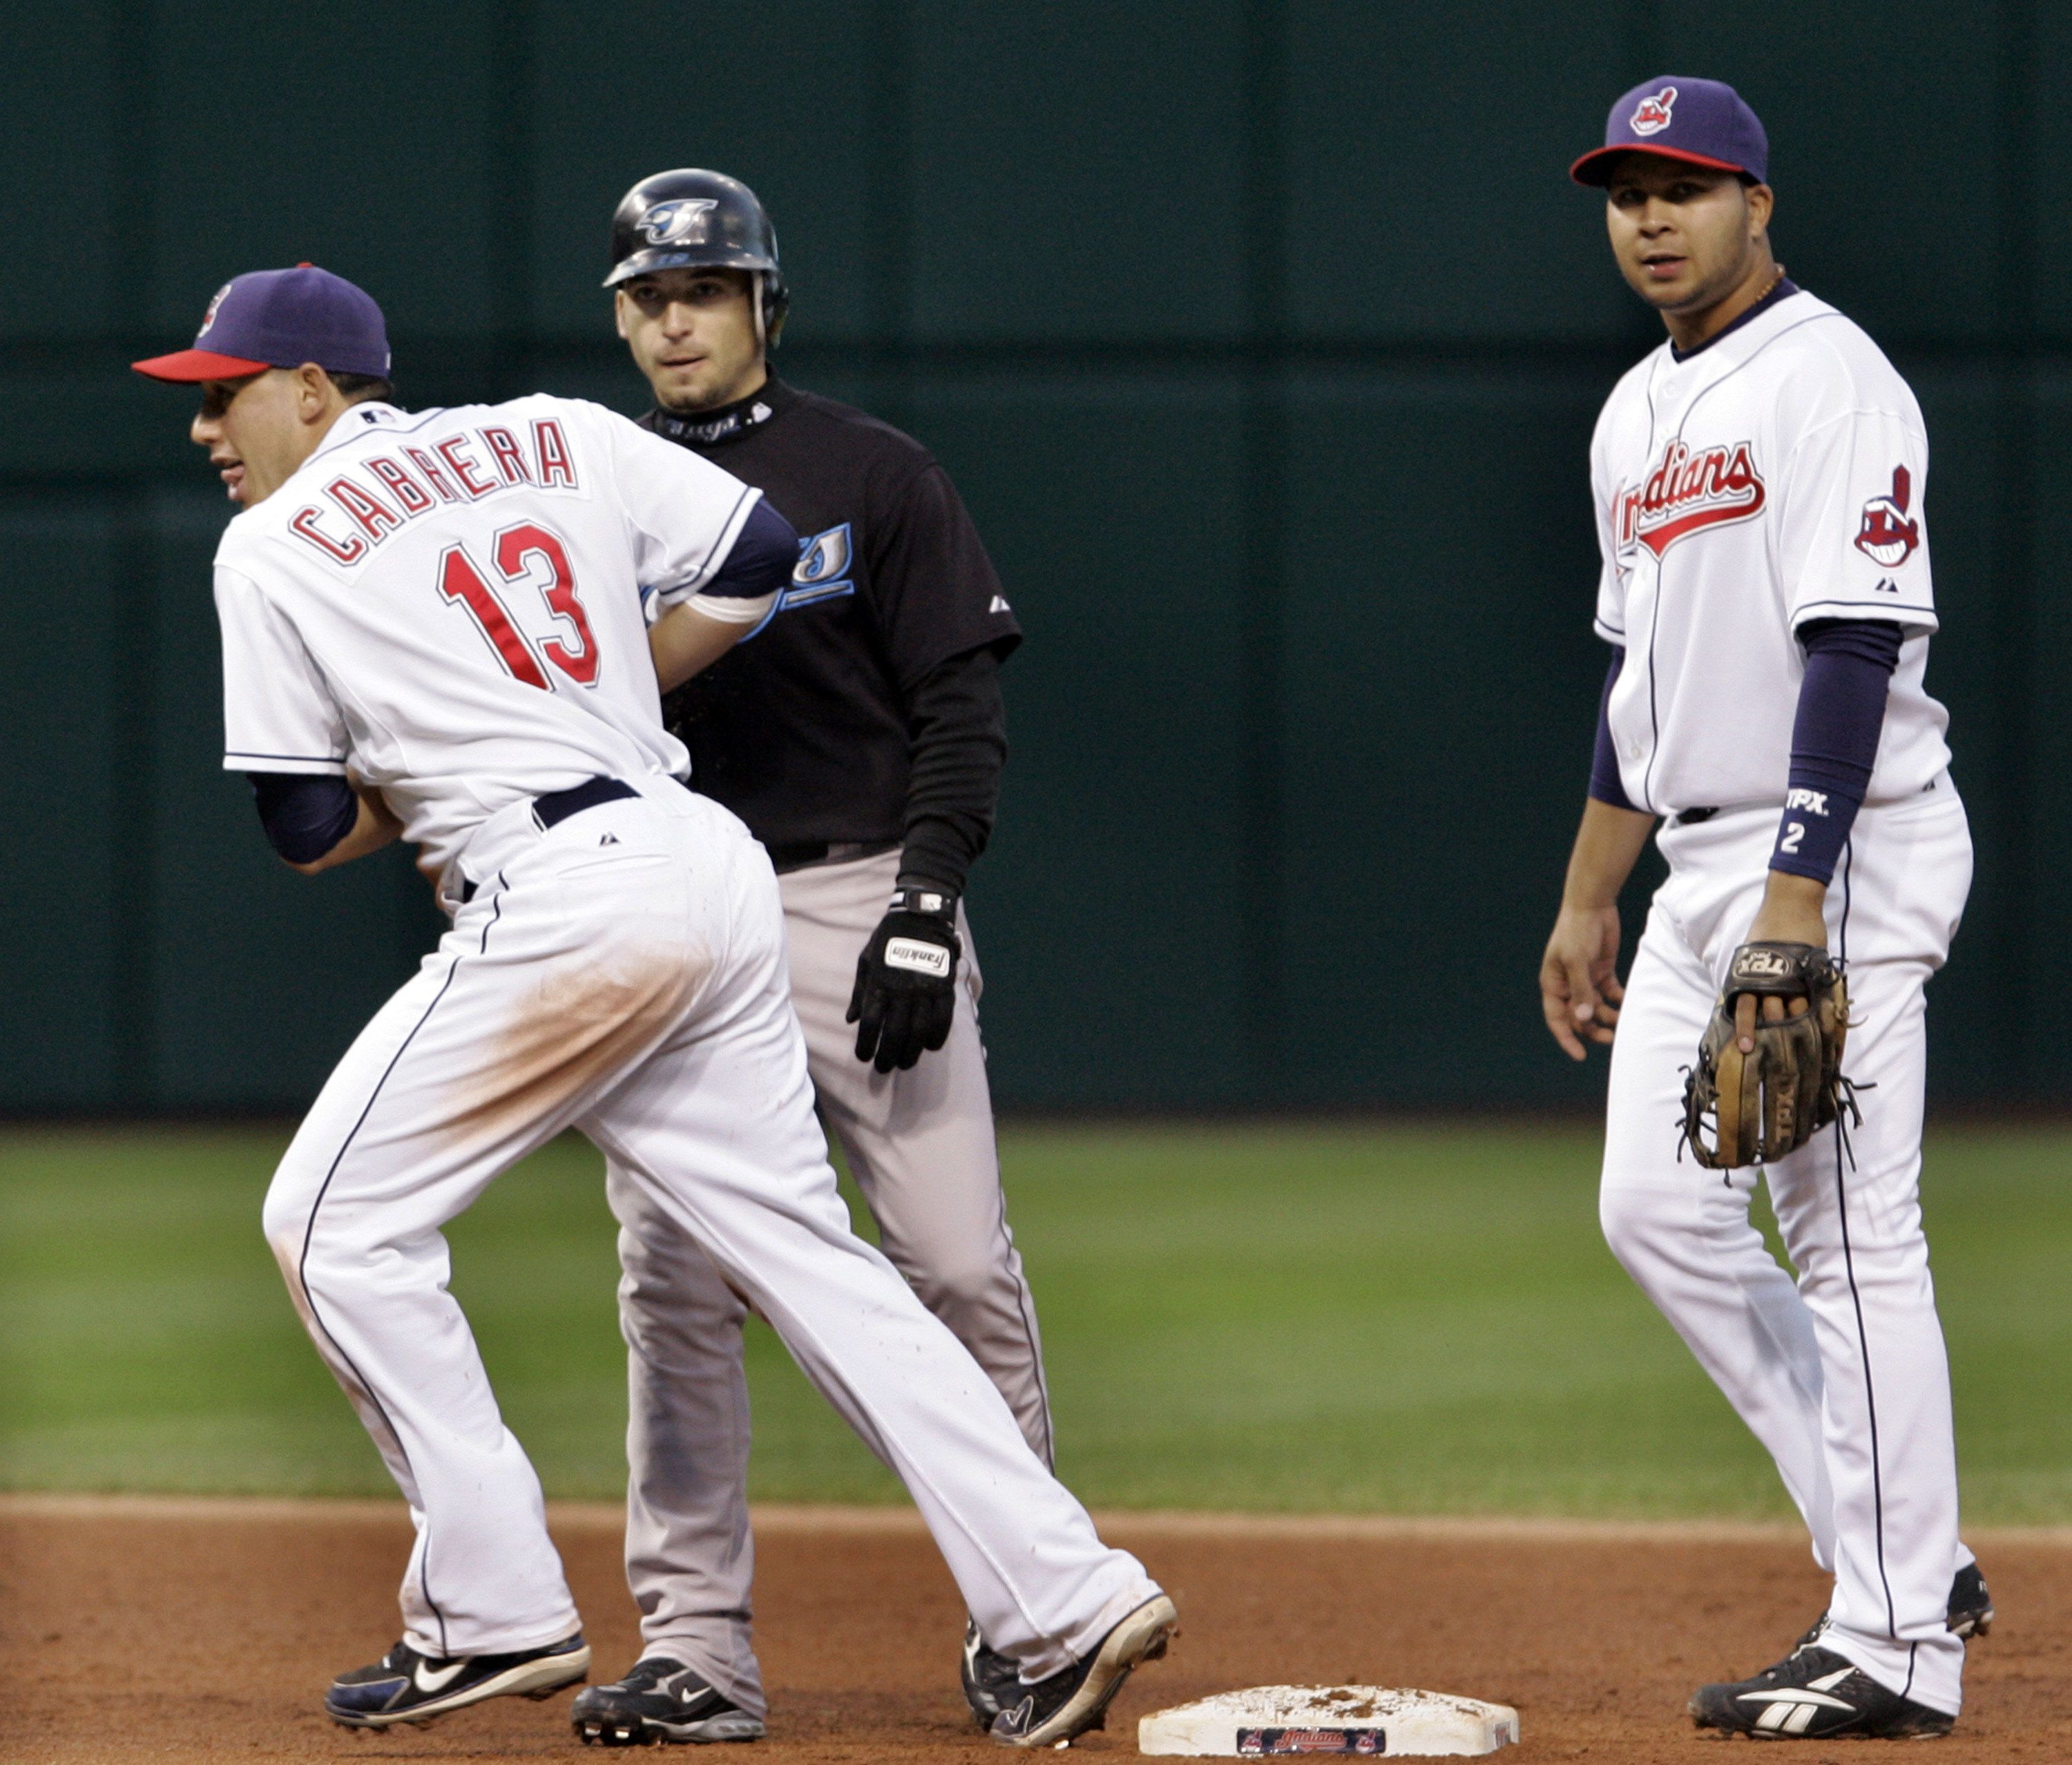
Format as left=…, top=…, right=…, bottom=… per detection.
left=412, top=1658, right=468, bottom=1695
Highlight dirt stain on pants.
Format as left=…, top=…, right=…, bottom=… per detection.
left=448, top=937, right=713, bottom=1154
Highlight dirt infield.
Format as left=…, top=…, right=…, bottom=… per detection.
left=3, top=1499, right=2069, bottom=1762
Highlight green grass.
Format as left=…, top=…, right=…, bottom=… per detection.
left=2, top=1122, right=2068, bottom=1520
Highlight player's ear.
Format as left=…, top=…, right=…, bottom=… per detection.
left=294, top=361, right=333, bottom=421
left=1744, top=181, right=1774, bottom=238
left=613, top=291, right=632, bottom=341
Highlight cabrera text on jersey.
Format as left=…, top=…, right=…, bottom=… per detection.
left=212, top=395, right=768, bottom=896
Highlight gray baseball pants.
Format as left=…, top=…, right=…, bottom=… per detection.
left=602, top=846, right=1052, bottom=1716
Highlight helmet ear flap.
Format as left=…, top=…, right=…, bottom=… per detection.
left=762, top=275, right=789, bottom=349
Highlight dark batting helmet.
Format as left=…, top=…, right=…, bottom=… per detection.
left=604, top=169, right=789, bottom=346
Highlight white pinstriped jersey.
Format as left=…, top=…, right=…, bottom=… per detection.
left=1590, top=289, right=1952, bottom=814
left=213, top=395, right=764, bottom=881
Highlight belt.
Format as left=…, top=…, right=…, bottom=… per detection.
left=533, top=774, right=640, bottom=829
left=1671, top=775, right=1945, bottom=832
left=764, top=837, right=898, bottom=875
left=459, top=776, right=640, bottom=903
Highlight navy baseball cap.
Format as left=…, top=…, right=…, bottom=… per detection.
left=1571, top=77, right=1769, bottom=187
left=132, top=264, right=390, bottom=382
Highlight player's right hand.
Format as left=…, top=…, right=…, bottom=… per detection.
left=1540, top=904, right=1625, bottom=1061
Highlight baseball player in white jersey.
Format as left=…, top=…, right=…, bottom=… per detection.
left=1540, top=82, right=1986, bottom=1739
left=131, top=265, right=1175, bottom=1748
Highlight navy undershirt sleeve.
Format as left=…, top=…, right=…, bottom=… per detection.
left=1588, top=645, right=1637, bottom=811
left=248, top=771, right=359, bottom=865
left=700, top=495, right=797, bottom=599
left=1769, top=619, right=1903, bottom=886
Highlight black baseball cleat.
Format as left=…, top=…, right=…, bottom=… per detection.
left=570, top=1657, right=766, bottom=1746
left=988, top=1593, right=1177, bottom=1749
left=1689, top=1644, right=1955, bottom=1740
left=961, top=1618, right=1022, bottom=1731
left=325, top=1631, right=589, bottom=1729
left=1947, top=1561, right=1994, bottom=1639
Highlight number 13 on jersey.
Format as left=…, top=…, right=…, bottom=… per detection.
left=437, top=520, right=599, bottom=689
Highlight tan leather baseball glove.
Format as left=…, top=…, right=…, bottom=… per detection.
left=1682, top=941, right=1855, bottom=1169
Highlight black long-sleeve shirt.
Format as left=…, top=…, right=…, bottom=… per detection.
left=647, top=379, right=1020, bottom=894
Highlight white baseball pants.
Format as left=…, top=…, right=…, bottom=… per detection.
left=1600, top=781, right=1972, bottom=1715
left=262, top=782, right=1154, bottom=1678
left=605, top=847, right=1050, bottom=1715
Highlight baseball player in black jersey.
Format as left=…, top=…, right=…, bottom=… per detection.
left=572, top=171, right=1051, bottom=1746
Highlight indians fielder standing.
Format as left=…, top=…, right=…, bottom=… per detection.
left=133, top=265, right=1173, bottom=1748
left=1539, top=81, right=1988, bottom=1739
left=568, top=169, right=1042, bottom=1745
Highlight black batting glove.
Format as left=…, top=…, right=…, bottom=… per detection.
left=847, top=884, right=961, bottom=1074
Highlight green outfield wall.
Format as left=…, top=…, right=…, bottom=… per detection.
left=1, top=1, right=2065, bottom=1112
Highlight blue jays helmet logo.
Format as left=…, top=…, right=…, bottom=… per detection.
left=639, top=198, right=719, bottom=247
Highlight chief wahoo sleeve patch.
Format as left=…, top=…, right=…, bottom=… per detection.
left=1854, top=465, right=1921, bottom=567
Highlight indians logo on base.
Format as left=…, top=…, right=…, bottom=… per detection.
left=1236, top=1730, right=1386, bottom=1757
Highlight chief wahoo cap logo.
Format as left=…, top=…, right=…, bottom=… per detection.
left=1630, top=86, right=1678, bottom=135
left=198, top=281, right=232, bottom=338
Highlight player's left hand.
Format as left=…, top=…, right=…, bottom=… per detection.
left=1738, top=873, right=1830, bottom=1052
left=847, top=886, right=961, bottom=1074
left=1682, top=938, right=1853, bottom=1169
